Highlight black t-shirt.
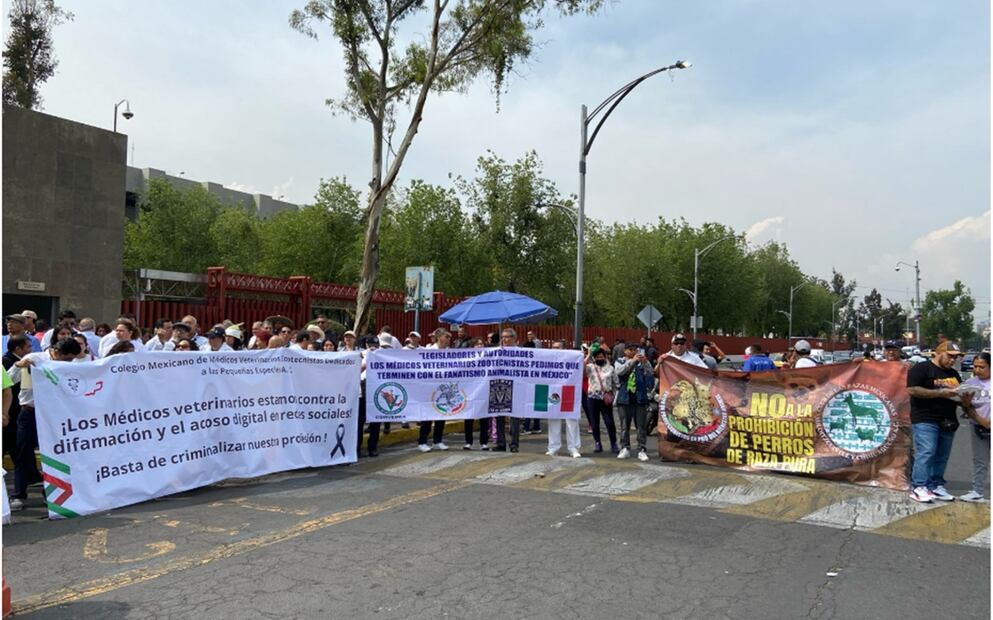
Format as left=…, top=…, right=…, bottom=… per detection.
left=906, top=361, right=962, bottom=424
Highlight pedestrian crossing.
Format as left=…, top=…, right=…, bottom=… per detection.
left=363, top=450, right=991, bottom=548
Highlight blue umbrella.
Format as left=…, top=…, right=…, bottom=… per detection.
left=438, top=290, right=558, bottom=326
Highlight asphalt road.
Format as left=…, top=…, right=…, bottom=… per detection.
left=4, top=430, right=990, bottom=620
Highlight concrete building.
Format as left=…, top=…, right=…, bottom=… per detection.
left=124, top=167, right=299, bottom=221
left=2, top=105, right=302, bottom=325
left=2, top=104, right=127, bottom=323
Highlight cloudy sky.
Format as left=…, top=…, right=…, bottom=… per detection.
left=34, top=0, right=991, bottom=321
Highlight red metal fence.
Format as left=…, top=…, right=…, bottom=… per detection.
left=122, top=267, right=838, bottom=354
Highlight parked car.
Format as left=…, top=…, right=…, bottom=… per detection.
left=833, top=351, right=853, bottom=362
left=962, top=354, right=976, bottom=373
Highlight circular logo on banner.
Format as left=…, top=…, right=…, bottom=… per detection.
left=58, top=372, right=86, bottom=398
left=431, top=383, right=468, bottom=417
left=817, top=387, right=897, bottom=460
left=373, top=382, right=408, bottom=416
left=660, top=379, right=727, bottom=442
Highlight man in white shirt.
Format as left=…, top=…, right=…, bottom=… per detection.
left=793, top=340, right=818, bottom=369
left=144, top=318, right=174, bottom=351
left=377, top=326, right=398, bottom=349
left=404, top=331, right=421, bottom=350
left=664, top=333, right=708, bottom=369
left=77, top=318, right=104, bottom=359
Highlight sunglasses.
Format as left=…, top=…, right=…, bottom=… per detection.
left=177, top=344, right=191, bottom=350
left=672, top=340, right=686, bottom=345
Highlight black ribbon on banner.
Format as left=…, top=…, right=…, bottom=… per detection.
left=330, top=423, right=347, bottom=458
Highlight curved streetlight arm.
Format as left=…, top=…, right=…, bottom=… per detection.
left=777, top=310, right=791, bottom=319
left=675, top=287, right=695, bottom=303
left=535, top=202, right=578, bottom=234
left=584, top=61, right=689, bottom=155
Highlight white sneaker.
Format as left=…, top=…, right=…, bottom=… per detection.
left=909, top=486, right=934, bottom=503
left=959, top=491, right=986, bottom=503
left=545, top=449, right=558, bottom=457
left=569, top=449, right=582, bottom=458
left=417, top=444, right=432, bottom=453
left=463, top=443, right=472, bottom=451
left=480, top=444, right=489, bottom=451
left=617, top=447, right=630, bottom=459
left=637, top=449, right=649, bottom=462
left=9, top=498, right=23, bottom=511
left=435, top=442, right=449, bottom=451
left=931, top=486, right=955, bottom=501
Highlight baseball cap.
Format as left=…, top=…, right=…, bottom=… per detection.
left=225, top=325, right=243, bottom=340
left=409, top=331, right=421, bottom=339
left=794, top=339, right=811, bottom=354
left=5, top=314, right=26, bottom=324
left=343, top=330, right=356, bottom=338
left=206, top=327, right=225, bottom=339
left=306, top=324, right=325, bottom=338
left=624, top=342, right=639, bottom=350
left=20, top=310, right=37, bottom=320
left=671, top=333, right=687, bottom=344
left=172, top=322, right=192, bottom=333
left=935, top=341, right=963, bottom=356
left=883, top=340, right=900, bottom=349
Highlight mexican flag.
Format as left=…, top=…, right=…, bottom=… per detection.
left=534, top=385, right=576, bottom=413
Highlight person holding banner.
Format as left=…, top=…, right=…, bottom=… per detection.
left=359, top=336, right=383, bottom=457
left=494, top=328, right=523, bottom=452
left=418, top=330, right=451, bottom=452
left=464, top=338, right=491, bottom=450
left=7, top=338, right=81, bottom=510
left=545, top=340, right=581, bottom=457
left=615, top=342, right=655, bottom=461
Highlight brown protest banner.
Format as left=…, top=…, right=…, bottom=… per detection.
left=657, top=358, right=911, bottom=491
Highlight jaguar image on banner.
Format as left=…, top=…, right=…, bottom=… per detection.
left=657, top=358, right=911, bottom=491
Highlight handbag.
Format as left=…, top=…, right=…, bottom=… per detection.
left=594, top=365, right=614, bottom=406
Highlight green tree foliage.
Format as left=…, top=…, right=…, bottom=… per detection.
left=289, top=0, right=602, bottom=332
left=2, top=0, right=72, bottom=109
left=921, top=281, right=976, bottom=345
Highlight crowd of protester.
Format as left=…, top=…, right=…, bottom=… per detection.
left=1, top=307, right=988, bottom=512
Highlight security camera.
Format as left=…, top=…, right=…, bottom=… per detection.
left=122, top=110, right=134, bottom=120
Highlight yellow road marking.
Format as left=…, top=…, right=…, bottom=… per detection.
left=229, top=498, right=315, bottom=516
left=82, top=528, right=176, bottom=564
left=721, top=481, right=866, bottom=521
left=873, top=501, right=992, bottom=544
left=14, top=480, right=467, bottom=616
left=612, top=470, right=748, bottom=503
left=160, top=520, right=238, bottom=535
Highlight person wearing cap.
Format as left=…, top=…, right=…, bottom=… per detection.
left=144, top=318, right=174, bottom=352
left=792, top=340, right=818, bottom=369
left=339, top=330, right=359, bottom=352
left=615, top=342, right=656, bottom=461
left=405, top=331, right=421, bottom=350
left=882, top=341, right=905, bottom=364
left=906, top=340, right=965, bottom=503
left=206, top=327, right=232, bottom=352
left=305, top=324, right=326, bottom=349
left=664, top=334, right=707, bottom=369
left=225, top=325, right=244, bottom=350
left=19, top=310, right=38, bottom=337
left=418, top=329, right=450, bottom=452
left=3, top=315, right=41, bottom=355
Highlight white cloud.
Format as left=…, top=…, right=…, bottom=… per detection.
left=912, top=211, right=991, bottom=251
left=271, top=178, right=296, bottom=201
left=745, top=216, right=785, bottom=242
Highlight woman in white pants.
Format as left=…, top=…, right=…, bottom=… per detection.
left=546, top=340, right=581, bottom=457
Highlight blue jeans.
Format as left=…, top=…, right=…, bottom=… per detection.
left=911, top=422, right=957, bottom=489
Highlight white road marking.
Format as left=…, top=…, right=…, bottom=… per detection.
left=474, top=459, right=588, bottom=485
left=379, top=453, right=501, bottom=477
left=558, top=467, right=689, bottom=497
left=799, top=493, right=940, bottom=530
left=668, top=476, right=808, bottom=508
left=960, top=527, right=989, bottom=548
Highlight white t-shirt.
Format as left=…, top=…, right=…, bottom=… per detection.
left=794, top=357, right=818, bottom=369
left=144, top=336, right=171, bottom=352
left=666, top=351, right=708, bottom=369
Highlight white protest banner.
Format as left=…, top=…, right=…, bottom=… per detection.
left=366, top=347, right=583, bottom=422
left=32, top=349, right=360, bottom=519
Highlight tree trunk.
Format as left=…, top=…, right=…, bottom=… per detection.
left=354, top=117, right=385, bottom=334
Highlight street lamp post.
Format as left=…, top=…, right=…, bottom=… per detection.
left=576, top=60, right=690, bottom=348
left=787, top=281, right=810, bottom=344
left=691, top=236, right=733, bottom=341
left=895, top=260, right=921, bottom=344
left=675, top=288, right=695, bottom=330
left=113, top=99, right=133, bottom=133
left=830, top=296, right=847, bottom=353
